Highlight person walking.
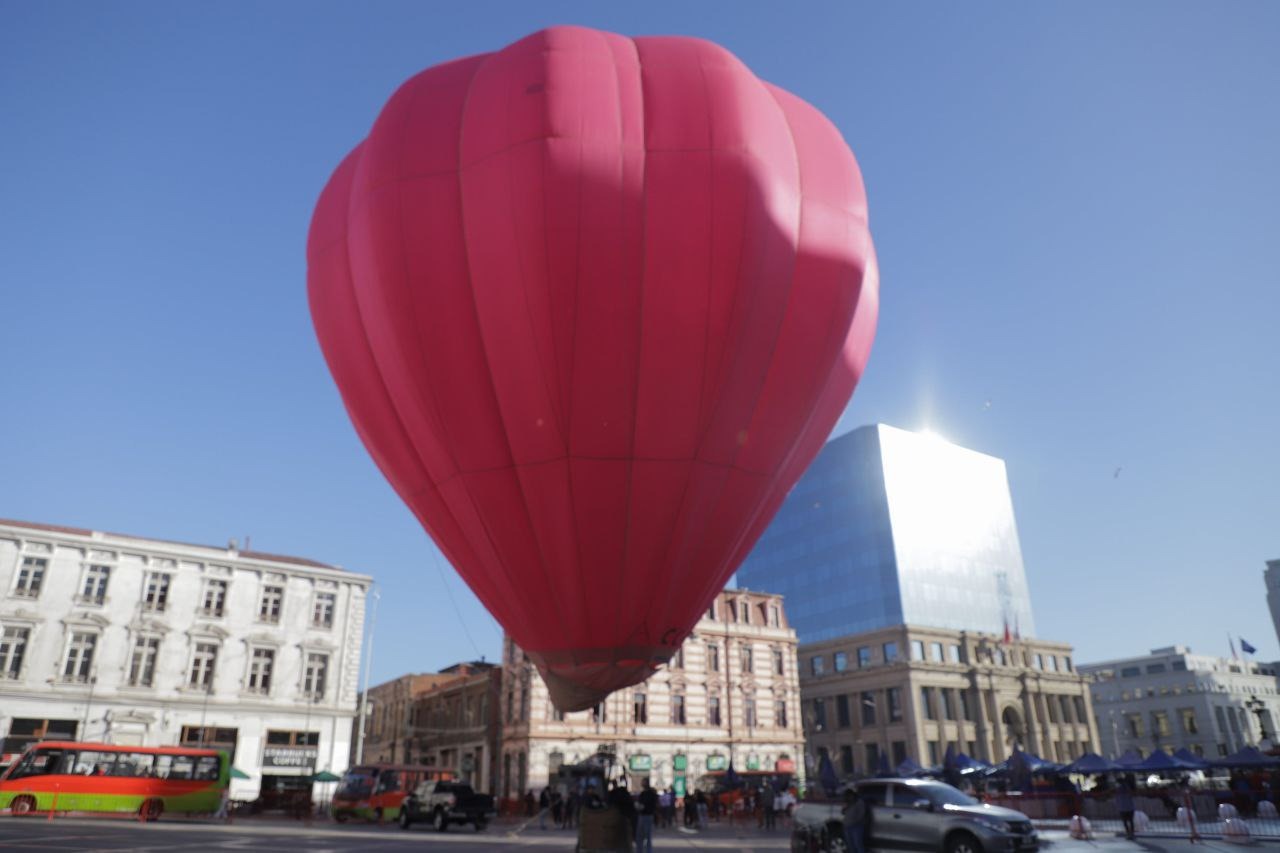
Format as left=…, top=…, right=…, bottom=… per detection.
left=1115, top=779, right=1136, bottom=840
left=841, top=788, right=868, bottom=853
left=657, top=787, right=672, bottom=829
left=637, top=779, right=658, bottom=853
left=762, top=783, right=777, bottom=831
left=695, top=789, right=709, bottom=829
left=538, top=787, right=550, bottom=830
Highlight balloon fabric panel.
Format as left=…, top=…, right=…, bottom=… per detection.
left=307, top=26, right=878, bottom=710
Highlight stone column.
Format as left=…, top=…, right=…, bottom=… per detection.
left=969, top=674, right=992, bottom=762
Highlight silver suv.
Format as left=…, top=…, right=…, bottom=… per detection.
left=799, top=778, right=1038, bottom=853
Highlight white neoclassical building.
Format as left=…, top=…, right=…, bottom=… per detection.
left=0, top=519, right=371, bottom=802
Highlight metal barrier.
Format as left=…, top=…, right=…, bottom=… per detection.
left=982, top=787, right=1280, bottom=839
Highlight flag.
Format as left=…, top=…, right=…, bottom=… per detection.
left=1014, top=616, right=1022, bottom=642
left=1229, top=634, right=1238, bottom=660
left=1003, top=619, right=1011, bottom=645
left=1241, top=638, right=1258, bottom=655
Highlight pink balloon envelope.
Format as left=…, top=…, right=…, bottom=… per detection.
left=308, top=26, right=878, bottom=710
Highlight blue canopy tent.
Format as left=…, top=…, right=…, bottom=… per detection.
left=1172, top=748, right=1210, bottom=770
left=1209, top=747, right=1280, bottom=769
left=1133, top=749, right=1204, bottom=772
left=942, top=744, right=962, bottom=787
left=817, top=753, right=839, bottom=795
left=896, top=758, right=925, bottom=777
left=1115, top=749, right=1144, bottom=768
left=954, top=753, right=992, bottom=774
left=1062, top=752, right=1119, bottom=774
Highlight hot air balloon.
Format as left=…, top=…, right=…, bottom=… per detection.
left=307, top=26, right=878, bottom=711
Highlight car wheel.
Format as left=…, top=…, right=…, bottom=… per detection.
left=823, top=825, right=849, bottom=853
left=139, top=799, right=164, bottom=822
left=475, top=819, right=487, bottom=832
left=946, top=831, right=984, bottom=853
left=10, top=796, right=36, bottom=816
left=433, top=808, right=448, bottom=832
left=399, top=808, right=412, bottom=830
left=333, top=811, right=348, bottom=823
left=373, top=807, right=384, bottom=824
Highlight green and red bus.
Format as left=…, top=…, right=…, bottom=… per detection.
left=0, top=741, right=228, bottom=820
left=331, top=763, right=454, bottom=822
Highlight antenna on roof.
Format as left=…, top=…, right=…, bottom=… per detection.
left=244, top=535, right=251, bottom=551
left=228, top=538, right=238, bottom=551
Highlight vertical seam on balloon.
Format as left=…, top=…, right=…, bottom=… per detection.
left=332, top=150, right=510, bottom=630
left=391, top=66, right=516, bottom=638
left=680, top=79, right=807, bottom=624
left=403, top=62, right=528, bottom=638
left=722, top=197, right=874, bottom=576
left=648, top=44, right=722, bottom=654
left=611, top=32, right=650, bottom=666
left=454, top=40, right=576, bottom=662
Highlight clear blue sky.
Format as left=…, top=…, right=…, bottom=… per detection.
left=3, top=2, right=1277, bottom=683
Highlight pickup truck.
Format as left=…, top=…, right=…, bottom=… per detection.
left=791, top=778, right=1037, bottom=853
left=398, top=780, right=496, bottom=832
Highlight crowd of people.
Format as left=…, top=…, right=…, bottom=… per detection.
left=522, top=776, right=799, bottom=849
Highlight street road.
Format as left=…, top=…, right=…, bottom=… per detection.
left=0, top=819, right=1275, bottom=853
left=0, top=817, right=788, bottom=852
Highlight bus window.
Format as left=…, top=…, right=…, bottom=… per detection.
left=169, top=755, right=196, bottom=780
left=8, top=748, right=69, bottom=779
left=195, top=756, right=220, bottom=780
left=73, top=751, right=118, bottom=776
left=375, top=769, right=399, bottom=794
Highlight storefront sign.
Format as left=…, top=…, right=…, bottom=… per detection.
left=673, top=775, right=686, bottom=797
left=706, top=754, right=727, bottom=771
left=775, top=759, right=796, bottom=773
left=672, top=754, right=687, bottom=771
left=627, top=754, right=652, bottom=771
left=261, top=746, right=317, bottom=769
left=746, top=755, right=760, bottom=770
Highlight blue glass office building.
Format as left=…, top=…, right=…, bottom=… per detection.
left=737, top=424, right=1037, bottom=644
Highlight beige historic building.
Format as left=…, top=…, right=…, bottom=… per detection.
left=498, top=589, right=805, bottom=805
left=800, top=624, right=1099, bottom=777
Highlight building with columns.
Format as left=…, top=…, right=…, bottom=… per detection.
left=800, top=624, right=1098, bottom=774
left=0, top=518, right=371, bottom=803
left=497, top=589, right=804, bottom=805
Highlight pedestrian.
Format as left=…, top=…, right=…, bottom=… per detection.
left=684, top=791, right=696, bottom=827
left=539, top=786, right=550, bottom=829
left=1114, top=779, right=1135, bottom=839
left=524, top=789, right=536, bottom=817
left=841, top=788, right=868, bottom=853
left=657, top=787, right=671, bottom=828
left=637, top=779, right=658, bottom=853
left=552, top=789, right=563, bottom=827
left=695, top=789, right=709, bottom=829
left=762, top=783, right=777, bottom=831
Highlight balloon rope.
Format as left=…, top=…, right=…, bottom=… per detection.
left=427, top=546, right=487, bottom=660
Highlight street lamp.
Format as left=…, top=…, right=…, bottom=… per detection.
left=81, top=673, right=98, bottom=741
left=355, top=587, right=381, bottom=764
left=1245, top=697, right=1272, bottom=746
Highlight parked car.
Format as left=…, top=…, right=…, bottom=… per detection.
left=398, top=779, right=496, bottom=832
left=791, top=778, right=1037, bottom=853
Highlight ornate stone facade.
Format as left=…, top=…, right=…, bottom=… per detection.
left=800, top=624, right=1099, bottom=776
left=498, top=589, right=805, bottom=805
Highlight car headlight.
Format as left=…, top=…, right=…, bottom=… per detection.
left=971, top=816, right=1012, bottom=833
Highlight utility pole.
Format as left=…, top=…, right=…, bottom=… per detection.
left=356, top=587, right=380, bottom=764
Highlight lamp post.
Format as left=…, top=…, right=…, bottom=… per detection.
left=1245, top=696, right=1271, bottom=746
left=355, top=587, right=380, bottom=764
left=81, top=673, right=98, bottom=741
